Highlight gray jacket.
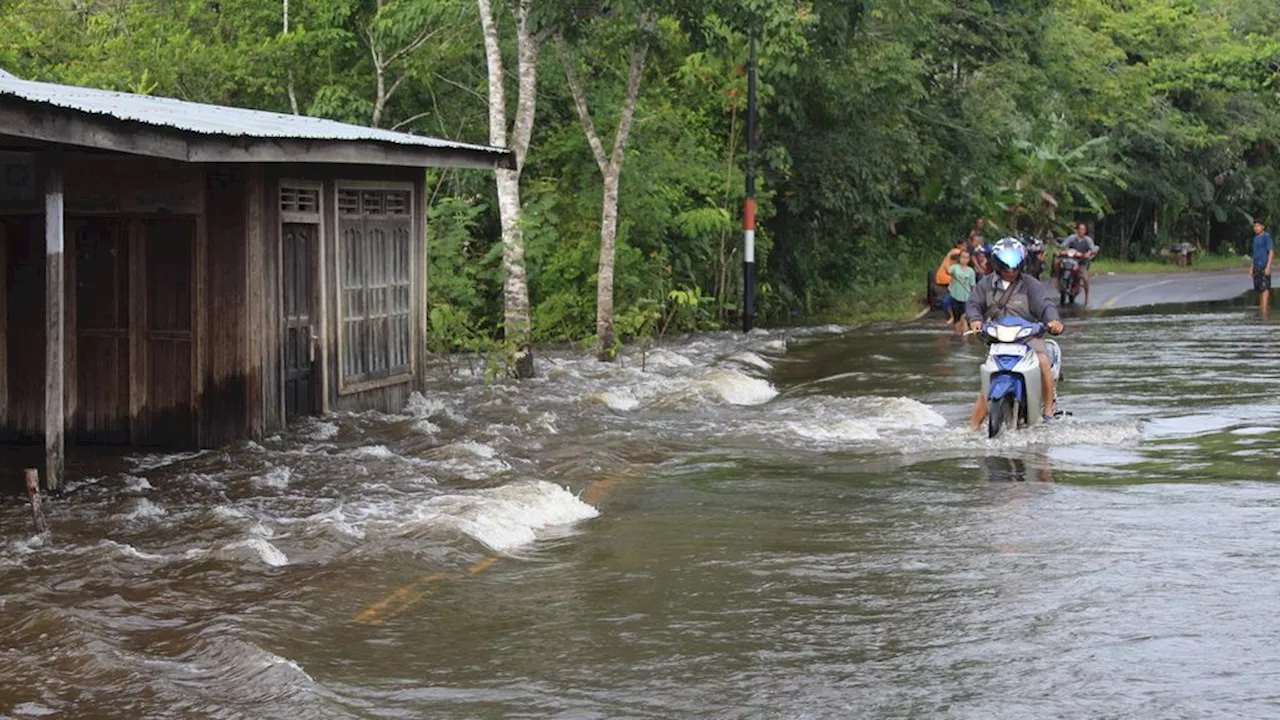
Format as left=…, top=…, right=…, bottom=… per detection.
left=965, top=273, right=1061, bottom=325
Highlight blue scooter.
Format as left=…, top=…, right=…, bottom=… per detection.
left=978, top=317, right=1062, bottom=438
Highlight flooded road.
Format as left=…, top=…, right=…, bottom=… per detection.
left=5, top=286, right=1280, bottom=719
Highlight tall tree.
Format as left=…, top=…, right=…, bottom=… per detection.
left=360, top=0, right=465, bottom=127
left=558, top=12, right=656, bottom=360
left=477, top=0, right=540, bottom=377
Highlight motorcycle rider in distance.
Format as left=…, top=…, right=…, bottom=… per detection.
left=1055, top=221, right=1099, bottom=306
left=966, top=237, right=1065, bottom=430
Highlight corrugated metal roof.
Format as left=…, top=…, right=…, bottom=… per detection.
left=0, top=74, right=505, bottom=157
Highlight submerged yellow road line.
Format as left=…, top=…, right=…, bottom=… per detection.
left=353, top=572, right=449, bottom=625
left=353, top=472, right=631, bottom=625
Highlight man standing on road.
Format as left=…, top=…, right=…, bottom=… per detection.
left=1251, top=220, right=1273, bottom=316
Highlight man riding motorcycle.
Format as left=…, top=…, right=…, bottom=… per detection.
left=1022, top=235, right=1047, bottom=280
left=1054, top=221, right=1099, bottom=305
left=966, top=237, right=1064, bottom=430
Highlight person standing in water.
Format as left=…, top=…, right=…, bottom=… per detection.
left=1251, top=219, right=1272, bottom=316
left=948, top=250, right=977, bottom=335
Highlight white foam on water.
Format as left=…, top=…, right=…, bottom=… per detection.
left=860, top=397, right=949, bottom=429
left=123, top=475, right=153, bottom=493
left=128, top=450, right=206, bottom=472
left=211, top=505, right=249, bottom=522
left=7, top=534, right=48, bottom=559
left=412, top=418, right=441, bottom=435
left=301, top=507, right=365, bottom=539
left=456, top=441, right=497, bottom=459
left=905, top=417, right=1145, bottom=454
left=787, top=419, right=880, bottom=443
left=593, top=388, right=641, bottom=411
left=11, top=702, right=57, bottom=717
left=250, top=466, right=292, bottom=490
left=351, top=445, right=397, bottom=459
left=531, top=411, right=559, bottom=434
left=425, top=443, right=512, bottom=481
left=405, top=392, right=450, bottom=418
left=218, top=538, right=289, bottom=567
left=404, top=480, right=599, bottom=552
left=729, top=351, right=773, bottom=371
left=770, top=395, right=948, bottom=447
left=700, top=369, right=778, bottom=405
left=122, top=498, right=168, bottom=521
left=641, top=348, right=695, bottom=369
left=101, top=539, right=167, bottom=562
left=306, top=422, right=339, bottom=441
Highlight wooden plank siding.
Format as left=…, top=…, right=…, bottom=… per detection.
left=73, top=218, right=130, bottom=443
left=140, top=218, right=195, bottom=446
left=245, top=165, right=265, bottom=439
left=259, top=167, right=284, bottom=436
left=3, top=216, right=45, bottom=442
left=201, top=167, right=251, bottom=447
left=0, top=222, right=7, bottom=431
left=0, top=153, right=431, bottom=453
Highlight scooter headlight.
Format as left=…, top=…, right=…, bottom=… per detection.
left=1016, top=326, right=1034, bottom=339
left=993, top=325, right=1020, bottom=343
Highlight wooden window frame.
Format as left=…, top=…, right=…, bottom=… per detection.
left=333, top=180, right=415, bottom=395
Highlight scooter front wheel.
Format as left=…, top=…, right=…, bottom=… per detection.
left=988, top=395, right=1017, bottom=438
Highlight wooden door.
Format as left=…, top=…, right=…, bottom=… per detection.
left=282, top=222, right=318, bottom=420
left=138, top=218, right=194, bottom=446
left=73, top=218, right=130, bottom=443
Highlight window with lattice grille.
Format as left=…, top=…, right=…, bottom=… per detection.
left=280, top=186, right=320, bottom=214
left=337, top=187, right=413, bottom=386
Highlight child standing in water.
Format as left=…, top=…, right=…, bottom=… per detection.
left=948, top=250, right=977, bottom=335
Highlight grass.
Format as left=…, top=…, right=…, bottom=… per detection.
left=1092, top=253, right=1250, bottom=275
left=813, top=269, right=935, bottom=325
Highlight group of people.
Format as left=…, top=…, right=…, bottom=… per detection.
left=935, top=220, right=1099, bottom=337
left=930, top=219, right=1100, bottom=430
left=934, top=217, right=1276, bottom=433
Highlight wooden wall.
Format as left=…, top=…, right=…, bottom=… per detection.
left=2, top=216, right=44, bottom=442
left=0, top=152, right=431, bottom=451
left=0, top=154, right=205, bottom=447
left=200, top=167, right=251, bottom=447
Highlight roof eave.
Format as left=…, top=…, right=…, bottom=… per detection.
left=0, top=96, right=514, bottom=170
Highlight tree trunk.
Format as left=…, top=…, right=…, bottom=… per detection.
left=560, top=16, right=652, bottom=361
left=372, top=65, right=387, bottom=127
left=497, top=168, right=534, bottom=376
left=478, top=0, right=538, bottom=377
left=595, top=170, right=621, bottom=359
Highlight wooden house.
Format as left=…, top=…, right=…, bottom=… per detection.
left=0, top=71, right=513, bottom=489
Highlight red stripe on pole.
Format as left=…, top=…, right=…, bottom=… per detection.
left=744, top=199, right=756, bottom=231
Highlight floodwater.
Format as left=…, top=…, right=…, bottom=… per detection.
left=5, top=298, right=1280, bottom=718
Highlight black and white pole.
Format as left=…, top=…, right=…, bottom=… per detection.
left=742, top=36, right=758, bottom=333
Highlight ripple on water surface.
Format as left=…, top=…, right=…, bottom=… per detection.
left=2, top=312, right=1278, bottom=717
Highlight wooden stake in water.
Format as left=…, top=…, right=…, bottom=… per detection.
left=25, top=468, right=49, bottom=535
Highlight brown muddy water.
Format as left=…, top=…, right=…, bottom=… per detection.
left=4, top=302, right=1280, bottom=719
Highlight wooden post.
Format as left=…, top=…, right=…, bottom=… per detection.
left=45, top=160, right=65, bottom=492
left=24, top=468, right=49, bottom=535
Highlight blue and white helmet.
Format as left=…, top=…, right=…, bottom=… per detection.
left=991, top=237, right=1027, bottom=273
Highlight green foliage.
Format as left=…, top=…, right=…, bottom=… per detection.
left=4, top=0, right=1279, bottom=341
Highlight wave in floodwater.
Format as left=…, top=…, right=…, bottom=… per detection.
left=2, top=314, right=1246, bottom=719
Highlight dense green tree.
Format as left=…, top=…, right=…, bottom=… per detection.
left=2, top=0, right=1278, bottom=341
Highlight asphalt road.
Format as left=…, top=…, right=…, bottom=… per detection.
left=1060, top=268, right=1252, bottom=311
